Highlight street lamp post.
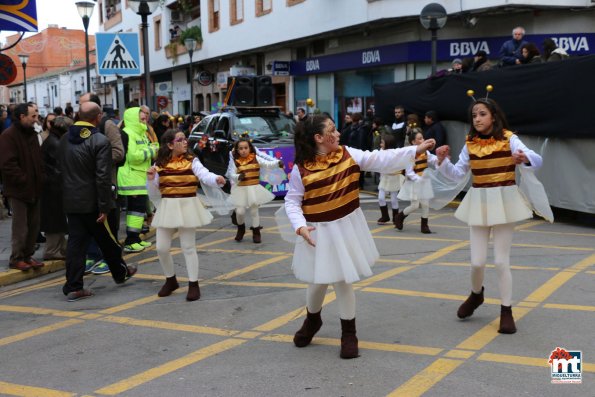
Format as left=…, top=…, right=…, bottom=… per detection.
left=18, top=54, right=29, bottom=102
left=129, top=0, right=160, bottom=109
left=103, top=76, right=107, bottom=105
left=420, top=3, right=448, bottom=75
left=184, top=38, right=197, bottom=115
left=76, top=1, right=95, bottom=93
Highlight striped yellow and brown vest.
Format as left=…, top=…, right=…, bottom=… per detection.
left=466, top=130, right=516, bottom=188
left=413, top=152, right=428, bottom=176
left=298, top=146, right=360, bottom=222
left=157, top=157, right=199, bottom=198
left=235, top=153, right=261, bottom=186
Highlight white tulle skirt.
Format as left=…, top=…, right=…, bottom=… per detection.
left=229, top=184, right=275, bottom=207
left=292, top=208, right=379, bottom=284
left=397, top=177, right=434, bottom=201
left=455, top=185, right=533, bottom=226
left=378, top=173, right=404, bottom=192
left=152, top=196, right=213, bottom=229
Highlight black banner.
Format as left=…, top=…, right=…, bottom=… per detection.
left=374, top=55, right=595, bottom=138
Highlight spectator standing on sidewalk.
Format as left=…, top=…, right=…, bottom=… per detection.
left=0, top=103, right=45, bottom=271
left=58, top=101, right=136, bottom=301
left=423, top=110, right=447, bottom=153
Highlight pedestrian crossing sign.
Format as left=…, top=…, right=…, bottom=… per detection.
left=96, top=33, right=141, bottom=76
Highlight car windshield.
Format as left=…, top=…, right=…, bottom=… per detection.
left=233, top=115, right=294, bottom=140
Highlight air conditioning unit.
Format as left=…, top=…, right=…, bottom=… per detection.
left=171, top=10, right=183, bottom=22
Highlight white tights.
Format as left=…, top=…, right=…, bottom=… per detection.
left=469, top=224, right=515, bottom=306
left=156, top=227, right=199, bottom=282
left=403, top=199, right=429, bottom=218
left=378, top=189, right=399, bottom=209
left=305, top=282, right=356, bottom=320
left=236, top=204, right=260, bottom=227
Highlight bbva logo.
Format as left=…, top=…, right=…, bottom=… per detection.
left=450, top=41, right=490, bottom=56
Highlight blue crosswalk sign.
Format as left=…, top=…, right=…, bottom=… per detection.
left=96, top=33, right=141, bottom=76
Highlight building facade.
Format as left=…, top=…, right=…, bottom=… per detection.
left=95, top=0, right=594, bottom=117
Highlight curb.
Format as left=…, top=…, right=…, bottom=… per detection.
left=0, top=260, right=65, bottom=288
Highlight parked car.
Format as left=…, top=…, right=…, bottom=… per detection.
left=188, top=106, right=296, bottom=196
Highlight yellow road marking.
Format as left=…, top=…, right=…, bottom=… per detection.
left=234, top=331, right=262, bottom=339
left=444, top=349, right=475, bottom=359
left=514, top=220, right=544, bottom=231
left=412, top=241, right=469, bottom=265
left=0, top=381, right=75, bottom=397
left=569, top=252, right=595, bottom=271
left=196, top=235, right=237, bottom=248
left=523, top=271, right=577, bottom=302
left=211, top=255, right=290, bottom=281
left=0, top=278, right=63, bottom=299
left=259, top=334, right=443, bottom=356
left=520, top=229, right=595, bottom=238
left=376, top=258, right=410, bottom=264
left=435, top=261, right=561, bottom=271
left=587, top=270, right=595, bottom=275
left=222, top=281, right=307, bottom=289
left=456, top=307, right=532, bottom=351
left=202, top=248, right=290, bottom=256
left=362, top=287, right=501, bottom=305
left=99, top=295, right=162, bottom=315
left=0, top=319, right=83, bottom=347
left=100, top=316, right=238, bottom=336
left=513, top=243, right=593, bottom=252
left=387, top=358, right=464, bottom=397
left=253, top=292, right=338, bottom=332
left=356, top=266, right=415, bottom=287
left=94, top=339, right=246, bottom=395
left=0, top=305, right=82, bottom=318
left=375, top=235, right=464, bottom=243
left=543, top=303, right=595, bottom=312
left=479, top=353, right=594, bottom=372
left=518, top=301, right=540, bottom=308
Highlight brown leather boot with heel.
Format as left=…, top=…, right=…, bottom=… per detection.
left=158, top=275, right=179, bottom=297
left=392, top=209, right=399, bottom=226
left=235, top=224, right=246, bottom=242
left=421, top=218, right=432, bottom=234
left=498, top=305, right=517, bottom=334
left=340, top=318, right=359, bottom=359
left=457, top=286, right=484, bottom=319
left=186, top=281, right=201, bottom=301
left=394, top=211, right=407, bottom=230
left=251, top=226, right=263, bottom=243
left=377, top=206, right=390, bottom=224
left=293, top=309, right=323, bottom=347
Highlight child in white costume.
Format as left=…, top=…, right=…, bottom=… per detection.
left=376, top=133, right=405, bottom=225
left=147, top=130, right=225, bottom=301
left=435, top=98, right=548, bottom=334
left=226, top=137, right=284, bottom=243
left=395, top=129, right=438, bottom=233
left=284, top=114, right=435, bottom=359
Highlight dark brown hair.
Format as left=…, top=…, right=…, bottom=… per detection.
left=293, top=114, right=331, bottom=165
left=232, top=137, right=256, bottom=159
left=155, top=129, right=194, bottom=167
left=467, top=99, right=510, bottom=141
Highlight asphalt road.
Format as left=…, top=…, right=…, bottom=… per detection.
left=0, top=193, right=593, bottom=397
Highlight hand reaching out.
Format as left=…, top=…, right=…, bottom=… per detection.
left=512, top=149, right=529, bottom=165
left=435, top=145, right=450, bottom=163
left=147, top=166, right=157, bottom=181
left=416, top=138, right=436, bottom=155
left=215, top=175, right=226, bottom=186
left=297, top=226, right=316, bottom=247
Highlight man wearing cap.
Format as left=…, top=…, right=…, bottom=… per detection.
left=472, top=50, right=493, bottom=72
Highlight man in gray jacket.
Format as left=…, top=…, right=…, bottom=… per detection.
left=58, top=101, right=136, bottom=301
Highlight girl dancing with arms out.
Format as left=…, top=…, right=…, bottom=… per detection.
left=147, top=130, right=225, bottom=301
left=284, top=114, right=435, bottom=358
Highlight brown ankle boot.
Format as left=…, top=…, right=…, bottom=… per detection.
left=394, top=211, right=407, bottom=230
left=377, top=206, right=390, bottom=224
left=158, top=276, right=179, bottom=297
left=392, top=209, right=399, bottom=226
left=457, top=287, right=484, bottom=319
left=235, top=224, right=245, bottom=242
left=498, top=305, right=517, bottom=334
left=421, top=218, right=432, bottom=234
left=251, top=226, right=263, bottom=243
left=186, top=281, right=201, bottom=301
left=293, top=309, right=323, bottom=347
left=340, top=318, right=359, bottom=359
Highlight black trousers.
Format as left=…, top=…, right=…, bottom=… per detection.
left=63, top=212, right=128, bottom=295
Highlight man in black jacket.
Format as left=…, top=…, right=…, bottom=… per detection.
left=58, top=101, right=136, bottom=301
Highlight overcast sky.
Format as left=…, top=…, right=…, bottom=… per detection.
left=1, top=0, right=99, bottom=46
